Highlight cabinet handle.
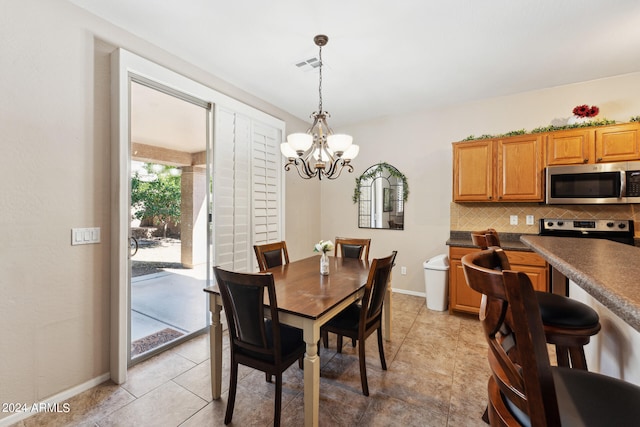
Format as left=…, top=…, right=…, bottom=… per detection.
left=597, top=157, right=602, bottom=162
left=583, top=158, right=589, bottom=163
left=488, top=196, right=492, bottom=200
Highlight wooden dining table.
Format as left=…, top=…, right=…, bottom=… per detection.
left=203, top=254, right=393, bottom=427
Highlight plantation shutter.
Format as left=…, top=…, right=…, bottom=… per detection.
left=214, top=107, right=282, bottom=272
left=213, top=107, right=236, bottom=271
left=252, top=122, right=282, bottom=267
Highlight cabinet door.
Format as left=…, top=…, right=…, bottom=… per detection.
left=546, top=129, right=594, bottom=165
left=497, top=135, right=544, bottom=201
left=453, top=140, right=494, bottom=201
left=595, top=123, right=640, bottom=163
left=448, top=247, right=549, bottom=315
left=449, top=258, right=483, bottom=314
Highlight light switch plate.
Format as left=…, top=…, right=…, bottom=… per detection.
left=510, top=215, right=518, bottom=225
left=71, top=227, right=101, bottom=245
left=526, top=215, right=535, bottom=225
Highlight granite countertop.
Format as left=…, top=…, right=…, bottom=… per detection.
left=447, top=231, right=535, bottom=251
left=521, top=235, right=640, bottom=333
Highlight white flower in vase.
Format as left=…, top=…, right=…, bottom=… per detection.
left=314, top=240, right=334, bottom=254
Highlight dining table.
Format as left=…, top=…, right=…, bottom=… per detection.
left=203, top=254, right=393, bottom=427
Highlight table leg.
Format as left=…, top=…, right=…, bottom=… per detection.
left=303, top=323, right=320, bottom=427
left=209, top=294, right=223, bottom=400
left=384, top=286, right=392, bottom=341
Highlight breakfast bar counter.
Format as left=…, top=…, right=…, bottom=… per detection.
left=520, top=235, right=640, bottom=332
left=521, top=234, right=640, bottom=386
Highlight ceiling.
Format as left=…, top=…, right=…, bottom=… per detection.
left=70, top=0, right=640, bottom=129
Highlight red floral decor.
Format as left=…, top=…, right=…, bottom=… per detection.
left=573, top=104, right=599, bottom=118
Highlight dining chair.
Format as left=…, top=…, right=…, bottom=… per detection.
left=323, top=237, right=372, bottom=349
left=461, top=248, right=640, bottom=426
left=334, top=237, right=371, bottom=261
left=212, top=266, right=306, bottom=427
left=471, top=228, right=600, bottom=371
left=254, top=241, right=290, bottom=271
left=321, top=251, right=397, bottom=396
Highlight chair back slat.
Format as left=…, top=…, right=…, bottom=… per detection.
left=334, top=237, right=371, bottom=261
left=254, top=241, right=290, bottom=271
left=471, top=228, right=502, bottom=249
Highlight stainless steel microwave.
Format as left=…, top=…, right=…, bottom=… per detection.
left=546, top=161, right=640, bottom=204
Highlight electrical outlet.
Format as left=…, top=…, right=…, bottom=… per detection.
left=526, top=215, right=535, bottom=225
left=510, top=215, right=518, bottom=225
left=401, top=266, right=407, bottom=275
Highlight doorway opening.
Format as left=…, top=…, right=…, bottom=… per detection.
left=128, top=80, right=211, bottom=363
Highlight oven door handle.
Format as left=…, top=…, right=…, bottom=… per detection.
left=620, top=170, right=626, bottom=199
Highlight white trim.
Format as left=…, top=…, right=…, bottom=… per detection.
left=0, top=373, right=111, bottom=427
left=111, top=49, right=285, bottom=384
left=391, top=288, right=426, bottom=298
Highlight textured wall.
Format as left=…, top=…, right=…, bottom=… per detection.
left=450, top=202, right=640, bottom=235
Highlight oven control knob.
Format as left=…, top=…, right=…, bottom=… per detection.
left=557, top=221, right=564, bottom=226
left=607, top=222, right=614, bottom=228
left=547, top=221, right=554, bottom=227
left=619, top=223, right=627, bottom=229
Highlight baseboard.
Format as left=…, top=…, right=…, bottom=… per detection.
left=0, top=372, right=111, bottom=427
left=391, top=288, right=426, bottom=298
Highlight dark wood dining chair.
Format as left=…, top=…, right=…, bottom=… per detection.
left=321, top=251, right=397, bottom=396
left=323, top=237, right=372, bottom=349
left=471, top=228, right=600, bottom=371
left=212, top=266, right=306, bottom=427
left=334, top=237, right=371, bottom=261
left=254, top=241, right=290, bottom=271
left=461, top=248, right=640, bottom=426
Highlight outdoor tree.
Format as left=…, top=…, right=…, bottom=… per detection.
left=131, top=163, right=181, bottom=238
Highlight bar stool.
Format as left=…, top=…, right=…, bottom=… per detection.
left=471, top=229, right=601, bottom=370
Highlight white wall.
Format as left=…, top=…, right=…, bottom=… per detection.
left=0, top=0, right=309, bottom=421
left=321, top=72, right=640, bottom=294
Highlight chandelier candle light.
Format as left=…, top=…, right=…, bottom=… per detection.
left=280, top=35, right=359, bottom=180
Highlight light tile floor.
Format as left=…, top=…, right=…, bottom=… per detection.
left=14, top=294, right=492, bottom=427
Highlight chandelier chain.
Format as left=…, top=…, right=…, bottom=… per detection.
left=318, top=44, right=323, bottom=112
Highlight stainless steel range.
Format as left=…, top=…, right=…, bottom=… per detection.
left=539, top=218, right=635, bottom=246
left=539, top=218, right=636, bottom=295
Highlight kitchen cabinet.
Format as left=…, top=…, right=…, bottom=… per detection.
left=452, top=139, right=493, bottom=201
left=546, top=128, right=594, bottom=165
left=547, top=123, right=640, bottom=165
left=453, top=134, right=544, bottom=202
left=595, top=123, right=640, bottom=163
left=497, top=134, right=544, bottom=201
left=448, top=246, right=548, bottom=315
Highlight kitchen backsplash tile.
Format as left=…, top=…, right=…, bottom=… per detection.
left=450, top=203, right=640, bottom=235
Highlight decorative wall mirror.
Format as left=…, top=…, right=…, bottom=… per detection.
left=353, top=162, right=408, bottom=230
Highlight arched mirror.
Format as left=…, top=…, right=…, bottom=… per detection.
left=354, top=163, right=408, bottom=230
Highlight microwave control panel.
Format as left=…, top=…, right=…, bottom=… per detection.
left=627, top=171, right=640, bottom=197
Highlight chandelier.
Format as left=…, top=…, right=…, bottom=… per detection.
left=280, top=35, right=359, bottom=180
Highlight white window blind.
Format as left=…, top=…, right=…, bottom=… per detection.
left=214, top=107, right=282, bottom=272
left=252, top=122, right=281, bottom=255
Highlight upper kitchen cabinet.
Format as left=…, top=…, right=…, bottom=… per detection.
left=595, top=123, right=640, bottom=163
left=547, top=123, right=640, bottom=165
left=546, top=128, right=594, bottom=165
left=497, top=134, right=544, bottom=201
left=453, top=134, right=544, bottom=202
left=452, top=139, right=494, bottom=201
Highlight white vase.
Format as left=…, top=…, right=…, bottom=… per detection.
left=567, top=115, right=591, bottom=125
left=320, top=252, right=329, bottom=275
